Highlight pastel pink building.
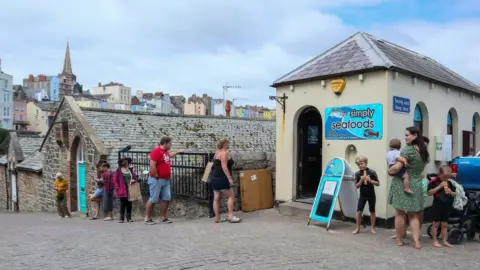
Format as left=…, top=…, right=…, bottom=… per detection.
left=13, top=100, right=29, bottom=130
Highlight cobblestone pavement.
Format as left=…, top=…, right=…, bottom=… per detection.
left=1, top=210, right=479, bottom=270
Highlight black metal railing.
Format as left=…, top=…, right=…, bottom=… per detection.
left=117, top=150, right=214, bottom=201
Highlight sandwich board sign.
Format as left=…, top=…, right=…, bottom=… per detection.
left=308, top=157, right=357, bottom=230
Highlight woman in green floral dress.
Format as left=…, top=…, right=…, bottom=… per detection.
left=388, top=126, right=429, bottom=249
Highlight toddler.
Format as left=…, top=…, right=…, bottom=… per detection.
left=386, top=138, right=412, bottom=194
left=428, top=166, right=457, bottom=248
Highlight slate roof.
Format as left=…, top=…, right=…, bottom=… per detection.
left=16, top=151, right=43, bottom=172
left=80, top=108, right=275, bottom=168
left=18, top=136, right=43, bottom=158
left=272, top=32, right=479, bottom=93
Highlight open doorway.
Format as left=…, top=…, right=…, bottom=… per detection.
left=296, top=106, right=322, bottom=199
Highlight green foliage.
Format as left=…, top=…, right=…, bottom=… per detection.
left=0, top=128, right=10, bottom=155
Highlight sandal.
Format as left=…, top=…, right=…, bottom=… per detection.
left=227, top=216, right=242, bottom=223
left=214, top=217, right=227, bottom=223
left=89, top=217, right=98, bottom=220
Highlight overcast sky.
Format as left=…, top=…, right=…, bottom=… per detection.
left=1, top=0, right=479, bottom=107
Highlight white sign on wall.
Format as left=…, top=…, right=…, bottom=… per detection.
left=434, top=135, right=453, bottom=162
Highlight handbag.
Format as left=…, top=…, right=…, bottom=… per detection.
left=201, top=161, right=214, bottom=183
left=128, top=182, right=143, bottom=202
left=56, top=193, right=65, bottom=201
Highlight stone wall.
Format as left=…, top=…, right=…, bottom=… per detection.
left=0, top=165, right=7, bottom=211
left=17, top=170, right=56, bottom=212
left=42, top=97, right=276, bottom=218
left=42, top=98, right=105, bottom=214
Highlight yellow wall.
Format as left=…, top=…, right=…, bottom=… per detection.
left=184, top=102, right=207, bottom=116
left=275, top=71, right=390, bottom=218
left=275, top=70, right=480, bottom=220
left=26, top=102, right=49, bottom=134
left=386, top=71, right=480, bottom=216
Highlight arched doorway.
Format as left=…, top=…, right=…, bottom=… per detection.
left=413, top=102, right=429, bottom=137
left=447, top=108, right=459, bottom=157
left=474, top=113, right=480, bottom=153
left=296, top=106, right=322, bottom=199
left=76, top=140, right=87, bottom=213
left=69, top=137, right=87, bottom=213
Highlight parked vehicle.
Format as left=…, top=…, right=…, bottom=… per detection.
left=451, top=151, right=480, bottom=190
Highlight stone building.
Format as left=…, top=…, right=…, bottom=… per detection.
left=39, top=96, right=275, bottom=218
left=0, top=132, right=43, bottom=211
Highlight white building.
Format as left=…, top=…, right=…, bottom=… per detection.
left=148, top=93, right=177, bottom=114
left=92, top=82, right=131, bottom=105
left=0, top=59, right=13, bottom=129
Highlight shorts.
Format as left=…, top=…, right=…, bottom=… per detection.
left=148, top=177, right=171, bottom=203
left=94, top=188, right=104, bottom=198
left=357, top=196, right=376, bottom=213
left=210, top=176, right=231, bottom=192
left=102, top=190, right=114, bottom=213
left=388, top=164, right=406, bottom=178
left=432, top=200, right=452, bottom=222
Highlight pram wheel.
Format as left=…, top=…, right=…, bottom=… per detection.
left=427, top=224, right=441, bottom=238
left=447, top=228, right=464, bottom=245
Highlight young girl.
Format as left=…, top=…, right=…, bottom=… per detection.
left=428, top=166, right=457, bottom=247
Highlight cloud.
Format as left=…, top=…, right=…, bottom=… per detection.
left=0, top=0, right=479, bottom=107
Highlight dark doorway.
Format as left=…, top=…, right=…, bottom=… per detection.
left=297, top=107, right=322, bottom=199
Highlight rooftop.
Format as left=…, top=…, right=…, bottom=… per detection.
left=272, top=32, right=479, bottom=93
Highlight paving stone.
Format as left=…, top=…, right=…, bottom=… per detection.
left=1, top=210, right=479, bottom=269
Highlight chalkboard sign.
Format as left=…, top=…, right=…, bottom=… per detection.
left=314, top=180, right=338, bottom=217
left=308, top=157, right=357, bottom=230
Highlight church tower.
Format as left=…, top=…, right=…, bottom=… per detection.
left=58, top=42, right=78, bottom=100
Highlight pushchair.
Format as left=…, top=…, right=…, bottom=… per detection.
left=426, top=173, right=480, bottom=245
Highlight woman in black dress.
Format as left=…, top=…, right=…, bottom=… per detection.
left=210, top=138, right=241, bottom=223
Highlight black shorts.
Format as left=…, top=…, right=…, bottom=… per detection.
left=357, top=196, right=376, bottom=213
left=432, top=200, right=452, bottom=222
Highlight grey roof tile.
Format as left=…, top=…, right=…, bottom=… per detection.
left=17, top=151, right=43, bottom=172
left=273, top=32, right=478, bottom=93
left=80, top=108, right=276, bottom=169
left=18, top=136, right=43, bottom=157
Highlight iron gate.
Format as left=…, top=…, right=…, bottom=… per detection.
left=117, top=149, right=215, bottom=217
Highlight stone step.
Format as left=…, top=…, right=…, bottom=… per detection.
left=277, top=201, right=312, bottom=219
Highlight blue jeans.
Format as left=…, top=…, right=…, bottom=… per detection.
left=148, top=177, right=171, bottom=203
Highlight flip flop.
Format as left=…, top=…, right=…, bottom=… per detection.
left=227, top=216, right=242, bottom=223
left=89, top=217, right=98, bottom=220
left=214, top=217, right=227, bottom=223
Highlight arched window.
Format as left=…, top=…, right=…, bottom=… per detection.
left=414, top=104, right=423, bottom=133
left=447, top=111, right=453, bottom=136
left=473, top=117, right=476, bottom=152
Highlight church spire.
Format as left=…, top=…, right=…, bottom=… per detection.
left=62, top=42, right=73, bottom=75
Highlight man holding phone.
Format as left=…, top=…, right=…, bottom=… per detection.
left=144, top=137, right=183, bottom=225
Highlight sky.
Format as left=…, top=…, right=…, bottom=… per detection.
left=0, top=0, right=479, bottom=107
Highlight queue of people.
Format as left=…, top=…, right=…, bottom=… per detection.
left=53, top=136, right=241, bottom=225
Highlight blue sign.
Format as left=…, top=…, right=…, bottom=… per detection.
left=393, top=96, right=410, bottom=114
left=324, top=103, right=383, bottom=140
left=309, top=158, right=353, bottom=230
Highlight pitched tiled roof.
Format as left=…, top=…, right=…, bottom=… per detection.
left=80, top=108, right=275, bottom=167
left=18, top=135, right=43, bottom=158
left=17, top=151, right=42, bottom=172
left=273, top=32, right=479, bottom=93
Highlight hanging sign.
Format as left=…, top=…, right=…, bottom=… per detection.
left=324, top=103, right=383, bottom=140
left=308, top=157, right=357, bottom=230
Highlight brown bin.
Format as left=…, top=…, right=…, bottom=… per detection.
left=239, top=169, right=274, bottom=212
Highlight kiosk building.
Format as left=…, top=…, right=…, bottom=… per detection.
left=272, top=32, right=480, bottom=225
